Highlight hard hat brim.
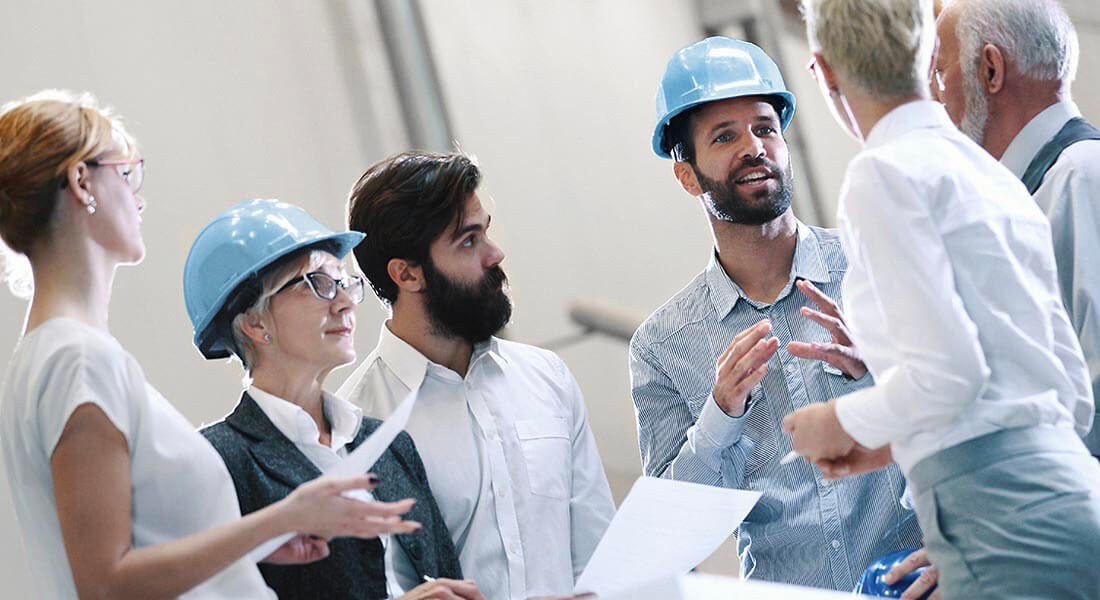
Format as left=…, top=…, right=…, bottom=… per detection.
left=651, top=91, right=796, bottom=159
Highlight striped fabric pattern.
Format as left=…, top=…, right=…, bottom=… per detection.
left=629, top=222, right=921, bottom=591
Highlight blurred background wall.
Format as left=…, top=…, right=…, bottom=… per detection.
left=1, top=0, right=1099, bottom=593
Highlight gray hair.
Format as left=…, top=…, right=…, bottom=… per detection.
left=231, top=249, right=332, bottom=373
left=955, top=0, right=1079, bottom=83
left=804, top=0, right=936, bottom=100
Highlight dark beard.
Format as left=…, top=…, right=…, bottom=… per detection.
left=694, top=157, right=793, bottom=225
left=422, top=259, right=513, bottom=344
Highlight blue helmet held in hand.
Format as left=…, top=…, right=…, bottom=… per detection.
left=652, top=36, right=796, bottom=159
left=855, top=548, right=935, bottom=599
left=183, top=198, right=364, bottom=360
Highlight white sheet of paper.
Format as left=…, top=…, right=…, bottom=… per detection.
left=574, top=476, right=761, bottom=597
left=245, top=390, right=419, bottom=563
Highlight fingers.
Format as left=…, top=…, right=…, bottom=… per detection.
left=327, top=473, right=381, bottom=494
left=796, top=280, right=840, bottom=316
left=884, top=548, right=930, bottom=584
left=899, top=565, right=939, bottom=600
left=787, top=340, right=862, bottom=377
left=717, top=321, right=772, bottom=372
left=799, top=306, right=847, bottom=339
left=434, top=579, right=485, bottom=600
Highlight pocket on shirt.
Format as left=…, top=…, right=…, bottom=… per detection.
left=514, top=417, right=572, bottom=500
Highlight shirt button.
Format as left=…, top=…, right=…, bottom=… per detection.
left=498, top=487, right=507, bottom=498
left=785, top=363, right=797, bottom=374
left=510, top=542, right=521, bottom=554
left=831, top=540, right=841, bottom=550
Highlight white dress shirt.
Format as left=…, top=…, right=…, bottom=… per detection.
left=1000, top=100, right=1100, bottom=453
left=832, top=100, right=1093, bottom=476
left=337, top=324, right=616, bottom=600
left=248, top=386, right=408, bottom=597
left=1, top=319, right=274, bottom=599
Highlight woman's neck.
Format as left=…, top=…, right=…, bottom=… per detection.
left=25, top=235, right=114, bottom=335
left=250, top=367, right=330, bottom=438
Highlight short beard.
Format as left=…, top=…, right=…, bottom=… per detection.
left=422, top=258, right=513, bottom=344
left=693, top=157, right=793, bottom=225
left=959, top=64, right=991, bottom=145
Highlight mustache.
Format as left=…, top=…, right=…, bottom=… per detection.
left=482, top=266, right=508, bottom=290
left=731, top=156, right=781, bottom=180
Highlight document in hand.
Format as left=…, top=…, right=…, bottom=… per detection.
left=574, top=476, right=761, bottom=597
left=245, top=389, right=420, bottom=562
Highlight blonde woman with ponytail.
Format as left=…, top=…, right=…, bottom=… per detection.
left=0, top=90, right=419, bottom=599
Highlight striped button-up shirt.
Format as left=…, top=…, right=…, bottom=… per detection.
left=629, top=222, right=920, bottom=590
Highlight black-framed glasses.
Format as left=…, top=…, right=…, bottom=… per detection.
left=275, top=271, right=365, bottom=304
left=87, top=158, right=145, bottom=194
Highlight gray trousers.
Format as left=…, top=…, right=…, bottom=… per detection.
left=908, top=426, right=1100, bottom=600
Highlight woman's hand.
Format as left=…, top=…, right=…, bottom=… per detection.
left=399, top=578, right=486, bottom=600
left=278, top=474, right=423, bottom=539
left=261, top=534, right=330, bottom=565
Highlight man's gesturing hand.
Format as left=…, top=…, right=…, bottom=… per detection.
left=787, top=280, right=867, bottom=379
left=713, top=320, right=779, bottom=417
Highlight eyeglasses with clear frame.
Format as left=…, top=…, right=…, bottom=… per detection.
left=274, top=271, right=366, bottom=304
left=86, top=158, right=145, bottom=194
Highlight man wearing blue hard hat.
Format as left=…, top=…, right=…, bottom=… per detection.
left=630, top=37, right=924, bottom=591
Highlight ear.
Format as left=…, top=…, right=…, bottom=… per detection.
left=813, top=52, right=842, bottom=96
left=673, top=161, right=703, bottom=196
left=980, top=43, right=1005, bottom=95
left=387, top=257, right=425, bottom=294
left=237, top=310, right=271, bottom=347
left=64, top=161, right=95, bottom=208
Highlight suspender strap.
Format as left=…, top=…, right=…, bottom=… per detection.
left=1020, top=117, right=1100, bottom=194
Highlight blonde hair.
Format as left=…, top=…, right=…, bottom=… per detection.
left=0, top=90, right=137, bottom=296
left=804, top=0, right=935, bottom=100
left=231, top=249, right=334, bottom=373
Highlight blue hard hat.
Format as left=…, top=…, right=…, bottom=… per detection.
left=652, top=36, right=796, bottom=159
left=854, top=548, right=935, bottom=599
left=183, top=198, right=365, bottom=359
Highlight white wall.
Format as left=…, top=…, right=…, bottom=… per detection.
left=2, top=0, right=1100, bottom=593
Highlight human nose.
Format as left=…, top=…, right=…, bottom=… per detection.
left=739, top=132, right=766, bottom=161
left=484, top=238, right=505, bottom=269
left=331, top=283, right=355, bottom=312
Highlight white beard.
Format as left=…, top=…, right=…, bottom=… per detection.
left=960, top=73, right=991, bottom=145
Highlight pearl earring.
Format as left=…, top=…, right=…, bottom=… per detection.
left=86, top=195, right=97, bottom=215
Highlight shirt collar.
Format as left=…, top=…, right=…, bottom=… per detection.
left=865, top=100, right=955, bottom=149
left=248, top=385, right=363, bottom=449
left=375, top=321, right=508, bottom=389
left=1000, top=100, right=1082, bottom=178
left=705, top=220, right=830, bottom=318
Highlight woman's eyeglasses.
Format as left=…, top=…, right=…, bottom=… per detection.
left=274, top=271, right=365, bottom=304
left=86, top=158, right=145, bottom=194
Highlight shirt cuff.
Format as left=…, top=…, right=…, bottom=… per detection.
left=695, top=394, right=749, bottom=447
left=834, top=387, right=897, bottom=450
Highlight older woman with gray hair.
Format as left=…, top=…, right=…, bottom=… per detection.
left=782, top=0, right=1100, bottom=597
left=184, top=199, right=484, bottom=600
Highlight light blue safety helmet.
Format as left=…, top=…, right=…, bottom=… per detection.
left=183, top=198, right=365, bottom=359
left=652, top=36, right=796, bottom=159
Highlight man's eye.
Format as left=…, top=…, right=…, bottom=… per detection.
left=120, top=169, right=133, bottom=179
left=461, top=236, right=476, bottom=248
left=713, top=133, right=731, bottom=144
left=755, top=126, right=776, bottom=136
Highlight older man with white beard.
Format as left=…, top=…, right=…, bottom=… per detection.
left=934, top=0, right=1100, bottom=456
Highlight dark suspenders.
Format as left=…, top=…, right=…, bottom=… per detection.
left=1020, top=117, right=1100, bottom=194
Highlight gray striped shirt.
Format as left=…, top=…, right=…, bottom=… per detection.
left=629, top=222, right=920, bottom=590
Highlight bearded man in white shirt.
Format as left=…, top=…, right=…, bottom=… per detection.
left=336, top=151, right=616, bottom=600
left=934, top=0, right=1100, bottom=457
